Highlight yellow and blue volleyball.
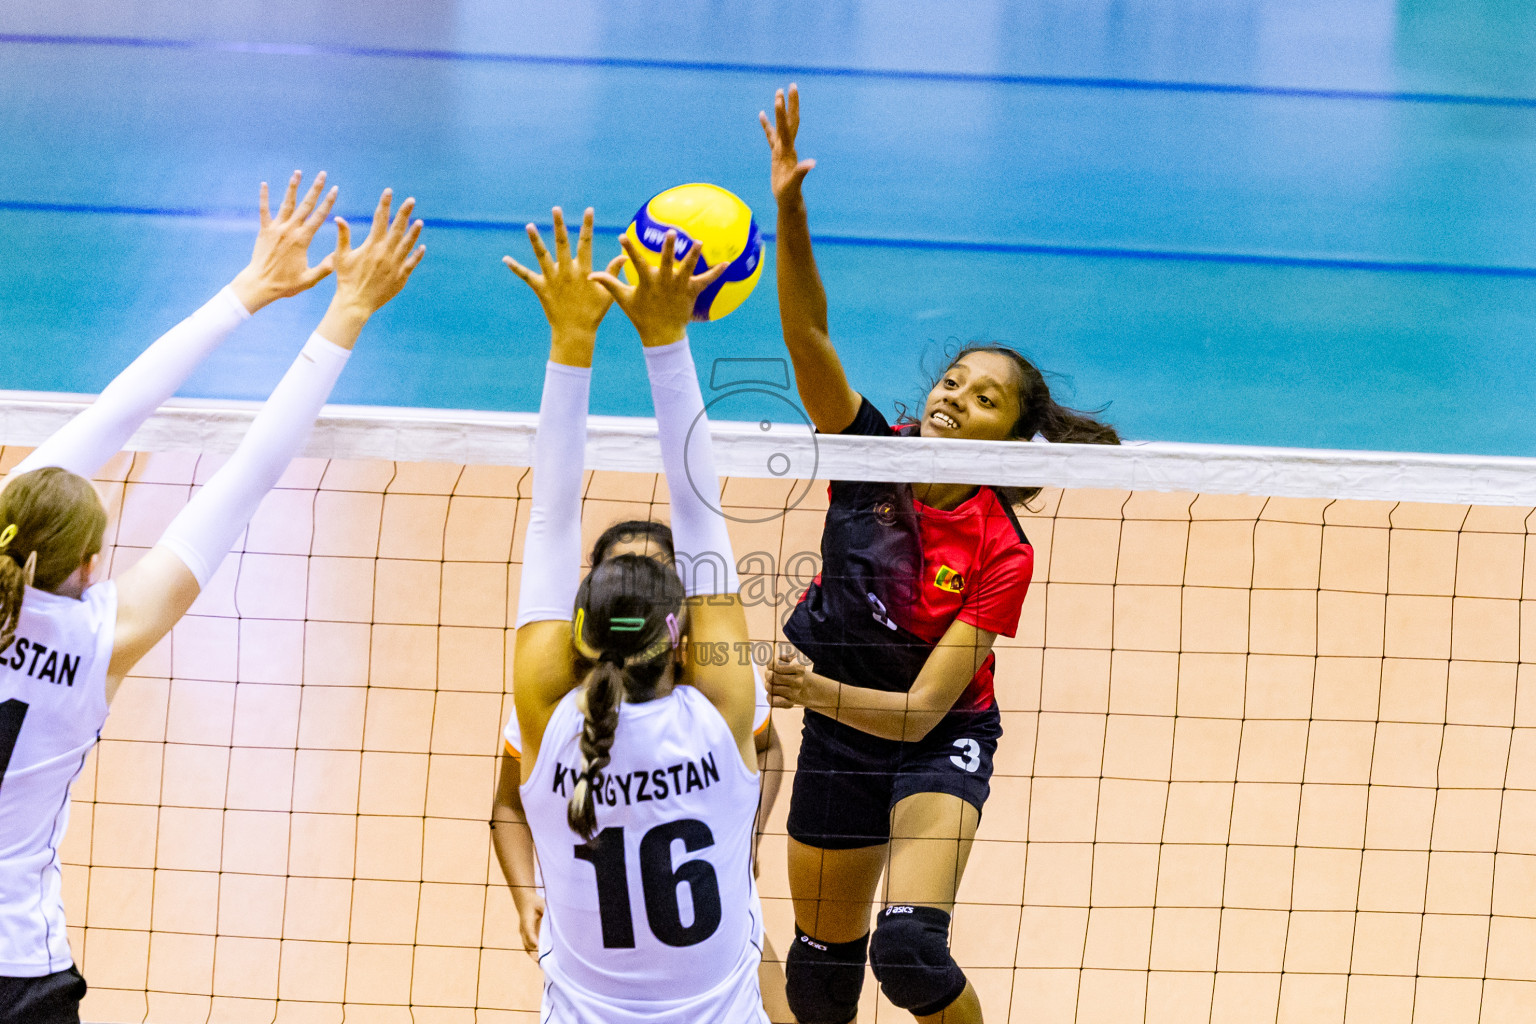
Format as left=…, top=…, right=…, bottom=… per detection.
left=622, top=183, right=764, bottom=321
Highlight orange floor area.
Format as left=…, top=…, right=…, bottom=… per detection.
left=23, top=446, right=1536, bottom=1024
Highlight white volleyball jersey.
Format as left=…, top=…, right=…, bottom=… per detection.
left=505, top=677, right=770, bottom=757
left=521, top=685, right=767, bottom=1024
left=0, top=583, right=116, bottom=977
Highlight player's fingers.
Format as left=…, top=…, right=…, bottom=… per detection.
left=370, top=189, right=393, bottom=242
left=658, top=229, right=678, bottom=274
left=775, top=89, right=791, bottom=139
left=587, top=271, right=634, bottom=308
left=791, top=159, right=816, bottom=187
left=403, top=245, right=426, bottom=273
left=503, top=255, right=539, bottom=286
left=304, top=186, right=339, bottom=236
left=691, top=256, right=729, bottom=291
left=576, top=208, right=595, bottom=270
left=551, top=207, right=572, bottom=266
left=602, top=253, right=627, bottom=279
left=390, top=197, right=416, bottom=242
left=617, top=234, right=651, bottom=278
left=677, top=236, right=704, bottom=278
left=526, top=223, right=555, bottom=276
left=277, top=170, right=301, bottom=221
left=787, top=82, right=800, bottom=132
left=297, top=260, right=333, bottom=289
left=759, top=110, right=775, bottom=148
left=398, top=219, right=424, bottom=258
left=333, top=216, right=352, bottom=255
left=294, top=170, right=326, bottom=222
left=258, top=181, right=271, bottom=229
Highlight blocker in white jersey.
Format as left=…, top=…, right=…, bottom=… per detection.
left=504, top=209, right=770, bottom=1023
left=0, top=583, right=116, bottom=978
left=0, top=175, right=424, bottom=1024
left=522, top=684, right=767, bottom=1024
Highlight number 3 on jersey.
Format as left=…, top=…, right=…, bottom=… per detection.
left=574, top=818, right=723, bottom=948
left=0, top=699, right=28, bottom=793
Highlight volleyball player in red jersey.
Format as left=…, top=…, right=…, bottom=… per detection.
left=759, top=86, right=1119, bottom=1024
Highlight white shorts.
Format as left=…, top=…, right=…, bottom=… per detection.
left=539, top=942, right=770, bottom=1024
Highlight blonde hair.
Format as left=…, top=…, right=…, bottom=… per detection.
left=0, top=468, right=108, bottom=653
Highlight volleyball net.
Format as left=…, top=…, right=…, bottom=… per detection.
left=8, top=391, right=1536, bottom=1024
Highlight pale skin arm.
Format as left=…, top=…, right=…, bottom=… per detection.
left=765, top=619, right=998, bottom=742
left=105, top=188, right=425, bottom=698
left=491, top=750, right=544, bottom=958
left=753, top=718, right=782, bottom=875
left=761, top=84, right=861, bottom=435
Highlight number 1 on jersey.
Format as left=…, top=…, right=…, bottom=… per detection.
left=0, top=698, right=29, bottom=793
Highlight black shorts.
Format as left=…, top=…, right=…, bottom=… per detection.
left=0, top=966, right=86, bottom=1024
left=786, top=703, right=1003, bottom=849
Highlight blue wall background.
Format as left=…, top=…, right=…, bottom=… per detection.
left=3, top=1, right=1535, bottom=455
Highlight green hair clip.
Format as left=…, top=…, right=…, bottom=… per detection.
left=609, top=617, right=646, bottom=632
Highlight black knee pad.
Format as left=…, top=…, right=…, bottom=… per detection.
left=784, top=928, right=869, bottom=1024
left=869, top=905, right=968, bottom=1017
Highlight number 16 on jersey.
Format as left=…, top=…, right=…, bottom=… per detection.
left=574, top=818, right=723, bottom=948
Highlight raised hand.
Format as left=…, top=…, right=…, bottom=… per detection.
left=505, top=207, right=614, bottom=367
left=588, top=230, right=728, bottom=347
left=315, top=188, right=426, bottom=350
left=760, top=84, right=816, bottom=205
left=230, top=170, right=339, bottom=313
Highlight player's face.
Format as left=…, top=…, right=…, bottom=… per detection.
left=920, top=351, right=1022, bottom=441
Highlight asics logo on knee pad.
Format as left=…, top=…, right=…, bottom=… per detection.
left=870, top=905, right=968, bottom=1017
left=785, top=928, right=869, bottom=1024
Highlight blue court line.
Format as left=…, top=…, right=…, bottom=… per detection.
left=5, top=198, right=1536, bottom=280
left=3, top=31, right=1536, bottom=110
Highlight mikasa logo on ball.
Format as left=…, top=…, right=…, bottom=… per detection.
left=642, top=225, right=689, bottom=250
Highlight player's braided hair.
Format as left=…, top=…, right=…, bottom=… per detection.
left=567, top=553, right=686, bottom=841
left=0, top=468, right=108, bottom=654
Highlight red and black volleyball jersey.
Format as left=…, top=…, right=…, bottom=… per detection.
left=783, top=397, right=1034, bottom=713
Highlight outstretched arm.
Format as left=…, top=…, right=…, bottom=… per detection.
left=13, top=172, right=337, bottom=480
left=592, top=232, right=758, bottom=768
left=761, top=84, right=860, bottom=434
left=106, top=189, right=424, bottom=695
left=506, top=208, right=618, bottom=772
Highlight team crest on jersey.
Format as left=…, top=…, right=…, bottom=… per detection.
left=933, top=565, right=965, bottom=593
left=874, top=500, right=897, bottom=526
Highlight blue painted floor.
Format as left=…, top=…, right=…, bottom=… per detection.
left=3, top=1, right=1536, bottom=455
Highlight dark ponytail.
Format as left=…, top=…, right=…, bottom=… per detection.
left=590, top=519, right=675, bottom=569
left=568, top=660, right=624, bottom=840
left=566, top=553, right=685, bottom=841
left=0, top=468, right=108, bottom=654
